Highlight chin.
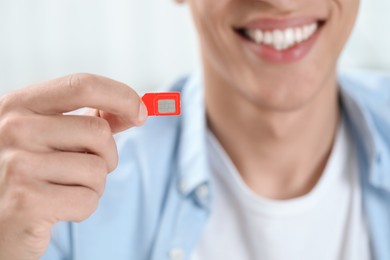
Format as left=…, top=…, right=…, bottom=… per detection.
left=239, top=76, right=328, bottom=112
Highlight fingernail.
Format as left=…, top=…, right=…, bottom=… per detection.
left=138, top=101, right=148, bottom=124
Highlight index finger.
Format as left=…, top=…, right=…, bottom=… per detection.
left=16, top=73, right=143, bottom=124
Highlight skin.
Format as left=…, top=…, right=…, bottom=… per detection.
left=0, top=74, right=147, bottom=259
left=0, top=0, right=359, bottom=258
left=185, top=0, right=359, bottom=199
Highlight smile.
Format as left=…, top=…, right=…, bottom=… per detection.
left=240, top=22, right=318, bottom=51
left=234, top=18, right=326, bottom=63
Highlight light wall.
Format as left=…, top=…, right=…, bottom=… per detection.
left=0, top=0, right=389, bottom=96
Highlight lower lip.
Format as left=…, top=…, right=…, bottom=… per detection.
left=237, top=26, right=323, bottom=63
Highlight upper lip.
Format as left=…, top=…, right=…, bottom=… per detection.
left=234, top=17, right=326, bottom=31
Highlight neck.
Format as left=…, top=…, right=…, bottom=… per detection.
left=205, top=68, right=340, bottom=200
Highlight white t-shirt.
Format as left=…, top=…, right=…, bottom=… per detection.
left=191, top=121, right=371, bottom=260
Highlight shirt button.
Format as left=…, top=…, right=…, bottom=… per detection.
left=196, top=184, right=209, bottom=200
left=169, top=248, right=185, bottom=260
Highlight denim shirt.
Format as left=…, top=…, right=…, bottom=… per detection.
left=43, top=70, right=390, bottom=260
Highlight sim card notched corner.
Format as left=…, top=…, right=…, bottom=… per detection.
left=141, top=92, right=181, bottom=117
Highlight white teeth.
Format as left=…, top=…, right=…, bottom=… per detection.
left=254, top=30, right=263, bottom=43
left=310, top=23, right=318, bottom=34
left=263, top=31, right=273, bottom=45
left=244, top=22, right=319, bottom=51
left=273, top=30, right=284, bottom=50
left=284, top=28, right=295, bottom=49
left=303, top=25, right=311, bottom=40
left=295, top=27, right=304, bottom=43
left=246, top=29, right=263, bottom=43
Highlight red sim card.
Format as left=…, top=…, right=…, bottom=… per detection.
left=141, top=92, right=181, bottom=116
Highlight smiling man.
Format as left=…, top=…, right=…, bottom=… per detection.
left=0, top=0, right=389, bottom=260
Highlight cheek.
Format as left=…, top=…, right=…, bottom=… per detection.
left=189, top=0, right=242, bottom=70
left=327, top=0, right=359, bottom=53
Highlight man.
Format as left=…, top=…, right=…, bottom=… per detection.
left=0, top=0, right=389, bottom=259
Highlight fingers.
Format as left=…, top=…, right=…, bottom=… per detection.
left=3, top=73, right=147, bottom=131
left=0, top=114, right=118, bottom=171
left=0, top=150, right=108, bottom=223
left=0, top=150, right=108, bottom=196
left=8, top=181, right=102, bottom=224
left=29, top=152, right=108, bottom=196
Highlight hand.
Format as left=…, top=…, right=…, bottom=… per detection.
left=0, top=74, right=147, bottom=260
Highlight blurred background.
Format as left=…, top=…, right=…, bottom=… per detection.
left=0, top=0, right=389, bottom=95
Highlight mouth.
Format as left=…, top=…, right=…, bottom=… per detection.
left=233, top=18, right=326, bottom=63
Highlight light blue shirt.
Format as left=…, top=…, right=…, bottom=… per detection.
left=43, top=70, right=390, bottom=260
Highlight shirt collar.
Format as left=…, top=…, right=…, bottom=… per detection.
left=177, top=71, right=210, bottom=196
left=339, top=71, right=390, bottom=192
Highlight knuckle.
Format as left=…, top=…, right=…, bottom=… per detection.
left=1, top=150, right=31, bottom=185
left=22, top=224, right=51, bottom=249
left=67, top=73, right=96, bottom=96
left=8, top=185, right=34, bottom=213
left=0, top=114, right=18, bottom=135
left=0, top=114, right=27, bottom=147
left=67, top=73, right=82, bottom=90
left=0, top=151, right=38, bottom=213
left=86, top=117, right=112, bottom=140
left=0, top=92, right=17, bottom=115
left=107, top=144, right=119, bottom=172
left=74, top=191, right=99, bottom=222
left=23, top=223, right=47, bottom=239
left=110, top=157, right=119, bottom=173
left=88, top=157, right=107, bottom=196
left=95, top=176, right=107, bottom=197
left=85, top=193, right=99, bottom=213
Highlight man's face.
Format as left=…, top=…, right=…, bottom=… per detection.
left=187, top=0, right=359, bottom=110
